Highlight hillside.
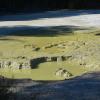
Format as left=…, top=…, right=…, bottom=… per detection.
left=0, top=10, right=100, bottom=80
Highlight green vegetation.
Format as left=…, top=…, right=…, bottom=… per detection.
left=0, top=29, right=100, bottom=80
left=0, top=62, right=86, bottom=80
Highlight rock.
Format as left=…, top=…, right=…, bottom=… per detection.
left=43, top=43, right=58, bottom=49
left=55, top=68, right=64, bottom=77
left=32, top=47, right=40, bottom=51
left=0, top=59, right=31, bottom=69
left=21, top=62, right=30, bottom=69
left=55, top=68, right=73, bottom=79
left=17, top=56, right=26, bottom=59
left=0, top=61, right=3, bottom=68
left=57, top=44, right=65, bottom=48
left=10, top=61, right=20, bottom=69
left=4, top=61, right=10, bottom=68
left=57, top=57, right=62, bottom=62
left=18, top=63, right=23, bottom=69
left=46, top=57, right=52, bottom=62
left=0, top=61, right=4, bottom=68
left=63, top=70, right=73, bottom=79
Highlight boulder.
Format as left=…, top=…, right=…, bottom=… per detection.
left=63, top=70, right=73, bottom=79
left=55, top=68, right=73, bottom=79
left=55, top=68, right=64, bottom=77
left=21, top=62, right=30, bottom=69
left=10, top=61, right=20, bottom=69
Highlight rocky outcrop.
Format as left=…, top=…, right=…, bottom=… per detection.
left=0, top=39, right=100, bottom=70
left=0, top=60, right=31, bottom=69
left=30, top=55, right=73, bottom=68
left=55, top=68, right=73, bottom=79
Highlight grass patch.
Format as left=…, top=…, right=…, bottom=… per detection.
left=0, top=28, right=100, bottom=80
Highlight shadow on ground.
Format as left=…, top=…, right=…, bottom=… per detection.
left=0, top=25, right=90, bottom=37
left=0, top=10, right=100, bottom=21
left=1, top=72, right=100, bottom=100
left=20, top=72, right=100, bottom=100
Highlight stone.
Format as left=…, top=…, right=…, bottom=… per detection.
left=21, top=62, right=30, bottom=69
left=10, top=61, right=20, bottom=69
left=46, top=57, right=52, bottom=62
left=0, top=61, right=4, bottom=68
left=4, top=61, right=9, bottom=68
left=63, top=71, right=73, bottom=79
left=55, top=68, right=73, bottom=79
left=55, top=68, right=64, bottom=77
left=57, top=57, right=62, bottom=62
left=32, top=47, right=40, bottom=51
